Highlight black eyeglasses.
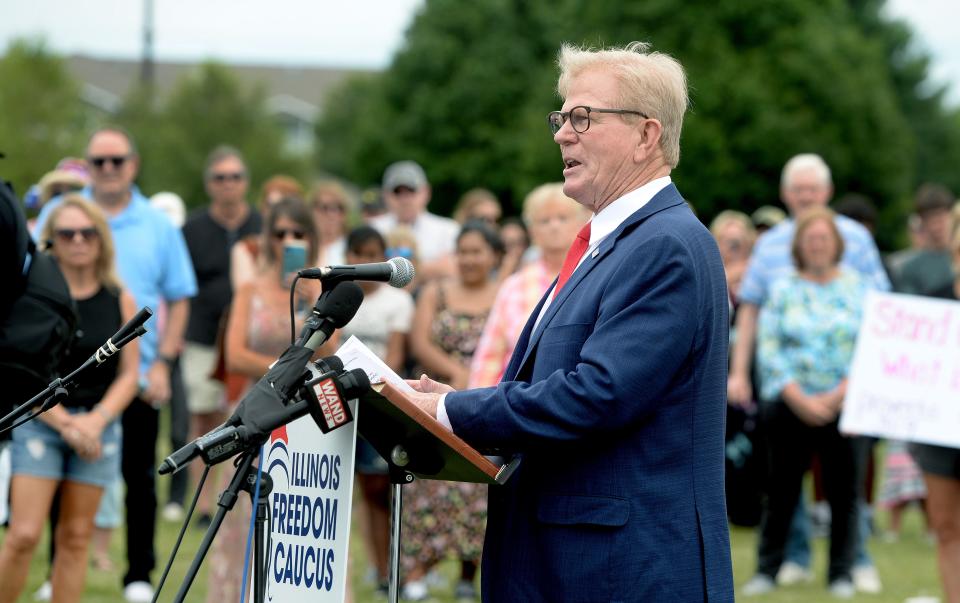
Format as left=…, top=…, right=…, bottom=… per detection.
left=88, top=155, right=129, bottom=169
left=210, top=172, right=246, bottom=183
left=54, top=227, right=99, bottom=243
left=546, top=105, right=648, bottom=135
left=272, top=229, right=306, bottom=240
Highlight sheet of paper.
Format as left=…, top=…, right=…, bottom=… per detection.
left=336, top=335, right=416, bottom=393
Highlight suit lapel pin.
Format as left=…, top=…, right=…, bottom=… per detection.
left=591, top=248, right=600, bottom=258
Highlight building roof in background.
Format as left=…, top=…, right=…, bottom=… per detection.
left=66, top=54, right=371, bottom=120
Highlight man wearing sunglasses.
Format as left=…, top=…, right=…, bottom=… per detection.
left=179, top=146, right=261, bottom=525
left=33, top=126, right=197, bottom=603
left=370, top=160, right=460, bottom=283
left=407, top=43, right=733, bottom=601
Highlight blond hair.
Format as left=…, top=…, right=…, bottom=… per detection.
left=557, top=41, right=688, bottom=167
left=710, top=210, right=756, bottom=245
left=41, top=194, right=123, bottom=291
left=522, top=183, right=586, bottom=224
left=453, top=188, right=501, bottom=225
left=308, top=179, right=354, bottom=213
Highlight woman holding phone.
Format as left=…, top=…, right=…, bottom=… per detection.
left=204, top=197, right=329, bottom=602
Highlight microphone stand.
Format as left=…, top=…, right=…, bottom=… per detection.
left=159, top=282, right=366, bottom=603
left=0, top=326, right=146, bottom=435
left=171, top=447, right=275, bottom=603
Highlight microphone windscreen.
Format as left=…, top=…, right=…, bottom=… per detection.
left=339, top=368, right=371, bottom=398
left=319, top=282, right=365, bottom=328
left=314, top=355, right=344, bottom=374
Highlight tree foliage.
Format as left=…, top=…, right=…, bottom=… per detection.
left=315, top=0, right=960, bottom=249
left=0, top=39, right=310, bottom=210
left=117, top=62, right=311, bottom=208
left=0, top=39, right=88, bottom=198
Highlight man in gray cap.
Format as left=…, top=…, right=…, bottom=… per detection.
left=371, top=160, right=460, bottom=281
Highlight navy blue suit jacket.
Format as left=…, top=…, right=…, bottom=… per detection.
left=444, top=184, right=734, bottom=602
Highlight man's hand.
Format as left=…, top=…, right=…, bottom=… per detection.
left=407, top=373, right=456, bottom=395
left=404, top=374, right=456, bottom=420
left=142, top=360, right=171, bottom=406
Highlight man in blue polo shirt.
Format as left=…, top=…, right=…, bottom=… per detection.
left=35, top=127, right=196, bottom=602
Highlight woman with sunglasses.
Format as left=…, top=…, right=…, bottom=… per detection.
left=0, top=195, right=139, bottom=603
left=205, top=197, right=328, bottom=602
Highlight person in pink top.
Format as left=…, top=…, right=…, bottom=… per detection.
left=468, top=183, right=590, bottom=388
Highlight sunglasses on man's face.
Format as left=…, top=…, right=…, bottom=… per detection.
left=272, top=229, right=306, bottom=240
left=210, top=172, right=246, bottom=183
left=88, top=156, right=129, bottom=170
left=54, top=227, right=99, bottom=243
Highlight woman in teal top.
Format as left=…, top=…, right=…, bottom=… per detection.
left=747, top=207, right=870, bottom=598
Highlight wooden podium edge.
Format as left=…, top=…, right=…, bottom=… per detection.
left=369, top=381, right=514, bottom=483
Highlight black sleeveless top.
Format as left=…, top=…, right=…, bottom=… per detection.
left=58, top=286, right=122, bottom=410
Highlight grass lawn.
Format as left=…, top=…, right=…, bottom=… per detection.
left=13, top=492, right=943, bottom=602
left=8, top=418, right=946, bottom=602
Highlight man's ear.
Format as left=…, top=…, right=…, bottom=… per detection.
left=633, top=119, right=663, bottom=163
left=129, top=155, right=141, bottom=178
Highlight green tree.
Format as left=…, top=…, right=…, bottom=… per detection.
left=0, top=38, right=88, bottom=198
left=117, top=62, right=311, bottom=208
left=316, top=0, right=959, bottom=249
left=317, top=0, right=551, bottom=215
left=852, top=0, right=960, bottom=193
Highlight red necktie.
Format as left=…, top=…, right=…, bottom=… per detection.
left=553, top=222, right=591, bottom=298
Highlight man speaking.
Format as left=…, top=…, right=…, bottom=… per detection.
left=409, top=42, right=734, bottom=601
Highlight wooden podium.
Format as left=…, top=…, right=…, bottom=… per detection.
left=357, top=381, right=519, bottom=602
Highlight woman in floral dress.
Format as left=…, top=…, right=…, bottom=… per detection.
left=403, top=221, right=504, bottom=601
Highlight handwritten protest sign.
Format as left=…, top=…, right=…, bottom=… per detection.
left=840, top=291, right=960, bottom=448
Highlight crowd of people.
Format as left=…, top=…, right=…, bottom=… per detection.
left=0, top=126, right=594, bottom=602
left=721, top=155, right=960, bottom=600
left=1, top=89, right=959, bottom=603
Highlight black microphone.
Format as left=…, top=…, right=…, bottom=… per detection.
left=298, top=257, right=415, bottom=288
left=158, top=367, right=370, bottom=473
left=93, top=306, right=153, bottom=364
left=0, top=307, right=152, bottom=432
left=305, top=367, right=370, bottom=434
left=159, top=282, right=365, bottom=476
left=299, top=281, right=365, bottom=351
left=158, top=355, right=347, bottom=475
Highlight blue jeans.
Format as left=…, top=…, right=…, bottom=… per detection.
left=783, top=497, right=873, bottom=569
left=10, top=408, right=121, bottom=488
left=784, top=499, right=811, bottom=568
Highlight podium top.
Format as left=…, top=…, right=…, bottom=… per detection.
left=357, top=381, right=518, bottom=485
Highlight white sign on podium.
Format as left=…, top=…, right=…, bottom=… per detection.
left=263, top=401, right=358, bottom=601
left=840, top=291, right=960, bottom=448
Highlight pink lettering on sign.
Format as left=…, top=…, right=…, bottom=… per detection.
left=880, top=352, right=942, bottom=386
left=950, top=366, right=960, bottom=391
left=871, top=300, right=952, bottom=346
